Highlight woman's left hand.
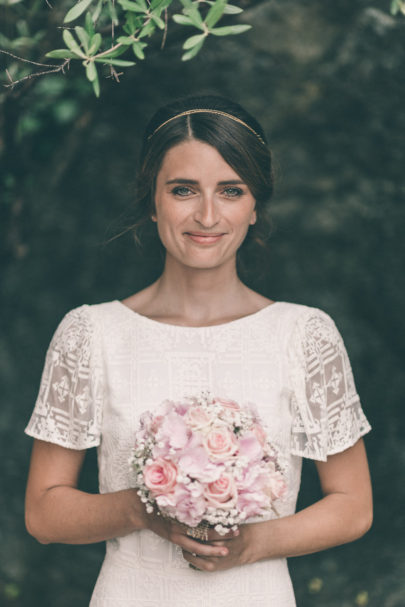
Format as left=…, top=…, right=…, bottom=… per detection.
left=182, top=522, right=266, bottom=572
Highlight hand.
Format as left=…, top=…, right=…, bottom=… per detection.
left=182, top=522, right=269, bottom=572
left=146, top=510, right=239, bottom=562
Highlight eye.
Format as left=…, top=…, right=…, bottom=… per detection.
left=222, top=186, right=244, bottom=198
left=171, top=185, right=194, bottom=197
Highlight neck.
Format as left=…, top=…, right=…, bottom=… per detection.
left=151, top=255, right=249, bottom=325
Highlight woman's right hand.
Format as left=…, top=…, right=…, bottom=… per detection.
left=145, top=510, right=238, bottom=563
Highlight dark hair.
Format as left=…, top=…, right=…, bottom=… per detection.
left=132, top=95, right=274, bottom=271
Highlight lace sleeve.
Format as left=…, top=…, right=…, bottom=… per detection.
left=25, top=305, right=103, bottom=450
left=288, top=308, right=371, bottom=461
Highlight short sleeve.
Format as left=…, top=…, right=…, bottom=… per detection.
left=25, top=305, right=103, bottom=450
left=288, top=308, right=371, bottom=461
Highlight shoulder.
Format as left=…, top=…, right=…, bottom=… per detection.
left=50, top=300, right=121, bottom=349
left=274, top=301, right=336, bottom=329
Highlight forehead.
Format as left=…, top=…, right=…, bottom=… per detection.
left=157, top=140, right=242, bottom=181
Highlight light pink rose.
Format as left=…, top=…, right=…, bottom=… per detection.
left=266, top=470, right=287, bottom=500
left=204, top=427, right=238, bottom=461
left=204, top=473, right=237, bottom=509
left=144, top=458, right=177, bottom=495
left=186, top=406, right=215, bottom=432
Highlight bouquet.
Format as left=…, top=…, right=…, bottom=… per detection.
left=130, top=393, right=286, bottom=535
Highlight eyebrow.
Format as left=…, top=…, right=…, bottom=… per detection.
left=165, top=178, right=245, bottom=185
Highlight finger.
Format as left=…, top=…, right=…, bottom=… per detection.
left=182, top=538, right=229, bottom=558
left=183, top=550, right=219, bottom=573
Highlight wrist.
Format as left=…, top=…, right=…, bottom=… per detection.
left=126, top=488, right=149, bottom=531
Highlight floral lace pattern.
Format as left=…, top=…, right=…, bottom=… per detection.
left=288, top=309, right=371, bottom=461
left=25, top=305, right=103, bottom=450
left=25, top=300, right=370, bottom=607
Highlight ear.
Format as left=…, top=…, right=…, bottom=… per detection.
left=250, top=209, right=257, bottom=225
left=151, top=213, right=157, bottom=222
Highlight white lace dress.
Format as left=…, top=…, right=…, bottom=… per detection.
left=25, top=300, right=371, bottom=607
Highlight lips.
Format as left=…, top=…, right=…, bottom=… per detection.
left=185, top=232, right=225, bottom=245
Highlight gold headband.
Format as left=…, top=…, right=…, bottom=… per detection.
left=148, top=109, right=266, bottom=145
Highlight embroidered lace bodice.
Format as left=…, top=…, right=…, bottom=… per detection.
left=25, top=300, right=371, bottom=607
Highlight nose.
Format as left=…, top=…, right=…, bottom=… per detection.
left=194, top=193, right=219, bottom=228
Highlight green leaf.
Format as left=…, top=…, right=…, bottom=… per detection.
left=151, top=14, right=165, bottom=29
left=223, top=3, right=243, bottom=15
left=75, top=26, right=90, bottom=52
left=92, top=0, right=103, bottom=22
left=182, top=5, right=204, bottom=29
left=139, top=21, right=156, bottom=37
left=132, top=41, right=146, bottom=59
left=46, top=49, right=80, bottom=59
left=92, top=73, right=100, bottom=97
left=63, top=29, right=86, bottom=56
left=117, top=35, right=135, bottom=44
left=107, top=0, right=119, bottom=24
left=118, top=0, right=146, bottom=11
left=85, top=11, right=95, bottom=35
left=64, top=0, right=94, bottom=23
left=94, top=58, right=136, bottom=66
left=183, top=33, right=205, bottom=50
left=205, top=0, right=227, bottom=29
left=182, top=38, right=204, bottom=61
left=210, top=24, right=251, bottom=36
left=205, top=2, right=243, bottom=15
left=150, top=0, right=172, bottom=10
left=88, top=32, right=102, bottom=54
left=85, top=60, right=97, bottom=81
left=97, top=45, right=128, bottom=58
left=172, top=14, right=194, bottom=26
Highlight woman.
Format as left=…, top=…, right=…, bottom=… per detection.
left=25, top=95, right=372, bottom=606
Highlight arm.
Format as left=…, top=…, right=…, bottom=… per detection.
left=183, top=438, right=372, bottom=571
left=25, top=439, right=234, bottom=560
left=25, top=439, right=148, bottom=545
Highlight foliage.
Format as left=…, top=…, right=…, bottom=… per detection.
left=1, top=0, right=251, bottom=96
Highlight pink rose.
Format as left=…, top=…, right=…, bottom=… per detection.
left=204, top=473, right=237, bottom=509
left=204, top=427, right=238, bottom=461
left=186, top=406, right=215, bottom=432
left=266, top=470, right=287, bottom=500
left=144, top=458, right=177, bottom=495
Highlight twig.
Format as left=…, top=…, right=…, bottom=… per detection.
left=0, top=49, right=57, bottom=69
left=3, top=60, right=70, bottom=90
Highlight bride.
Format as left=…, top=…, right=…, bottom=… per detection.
left=25, top=95, right=372, bottom=606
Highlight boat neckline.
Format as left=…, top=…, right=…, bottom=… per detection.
left=114, top=299, right=282, bottom=330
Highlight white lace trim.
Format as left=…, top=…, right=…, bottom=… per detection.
left=25, top=305, right=104, bottom=449
left=288, top=308, right=371, bottom=461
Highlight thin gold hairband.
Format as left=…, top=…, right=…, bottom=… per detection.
left=148, top=109, right=266, bottom=146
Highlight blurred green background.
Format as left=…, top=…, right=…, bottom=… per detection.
left=1, top=0, right=405, bottom=605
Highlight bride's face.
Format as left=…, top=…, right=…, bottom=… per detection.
left=153, top=139, right=256, bottom=271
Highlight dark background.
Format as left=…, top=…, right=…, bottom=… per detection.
left=1, top=1, right=405, bottom=605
